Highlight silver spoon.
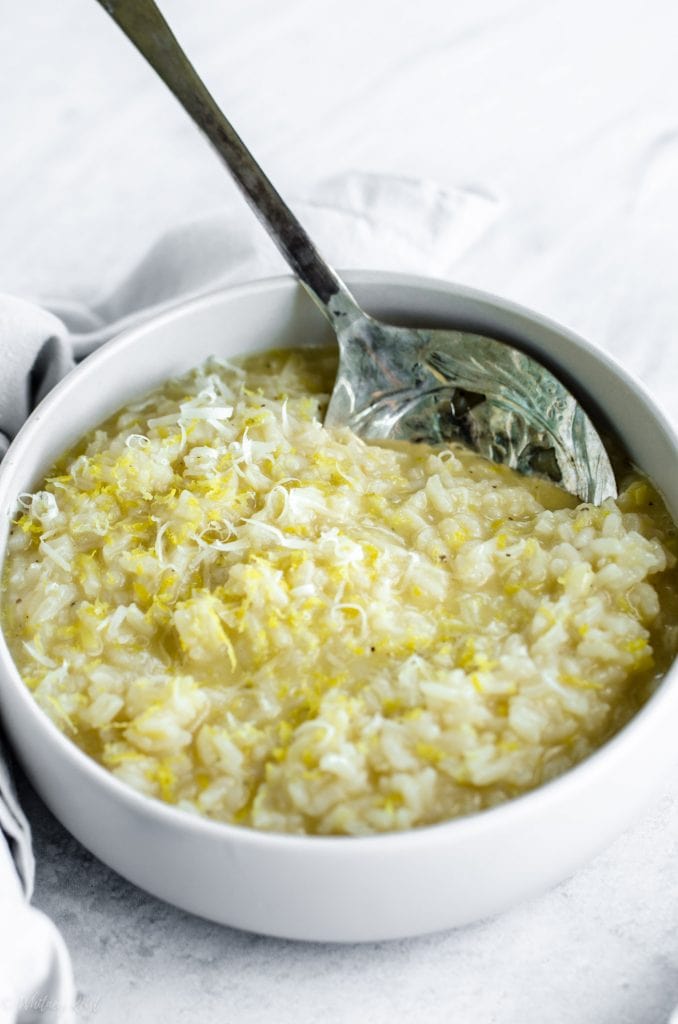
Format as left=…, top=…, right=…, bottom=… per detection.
left=95, top=0, right=616, bottom=504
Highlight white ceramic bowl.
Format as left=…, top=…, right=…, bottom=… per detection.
left=1, top=272, right=677, bottom=942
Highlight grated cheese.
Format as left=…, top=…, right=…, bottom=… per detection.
left=2, top=345, right=678, bottom=836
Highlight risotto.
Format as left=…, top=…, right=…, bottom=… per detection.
left=3, top=347, right=677, bottom=835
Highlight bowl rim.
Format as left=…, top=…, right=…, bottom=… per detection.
left=1, top=269, right=677, bottom=852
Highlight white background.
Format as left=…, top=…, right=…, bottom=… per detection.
left=2, top=1, right=678, bottom=1021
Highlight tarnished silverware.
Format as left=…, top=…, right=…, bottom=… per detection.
left=95, top=0, right=617, bottom=503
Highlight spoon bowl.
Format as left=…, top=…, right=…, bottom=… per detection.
left=325, top=300, right=617, bottom=503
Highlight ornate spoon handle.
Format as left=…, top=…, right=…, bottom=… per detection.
left=96, top=0, right=362, bottom=325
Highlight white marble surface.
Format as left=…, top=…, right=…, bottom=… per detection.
left=2, top=0, right=678, bottom=1020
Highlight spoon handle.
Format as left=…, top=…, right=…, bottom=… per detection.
left=95, top=0, right=362, bottom=327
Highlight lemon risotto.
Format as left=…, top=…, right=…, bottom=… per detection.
left=3, top=347, right=678, bottom=835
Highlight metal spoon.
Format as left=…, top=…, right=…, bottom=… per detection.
left=95, top=0, right=616, bottom=504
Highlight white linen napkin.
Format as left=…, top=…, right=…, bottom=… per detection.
left=0, top=170, right=499, bottom=1021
